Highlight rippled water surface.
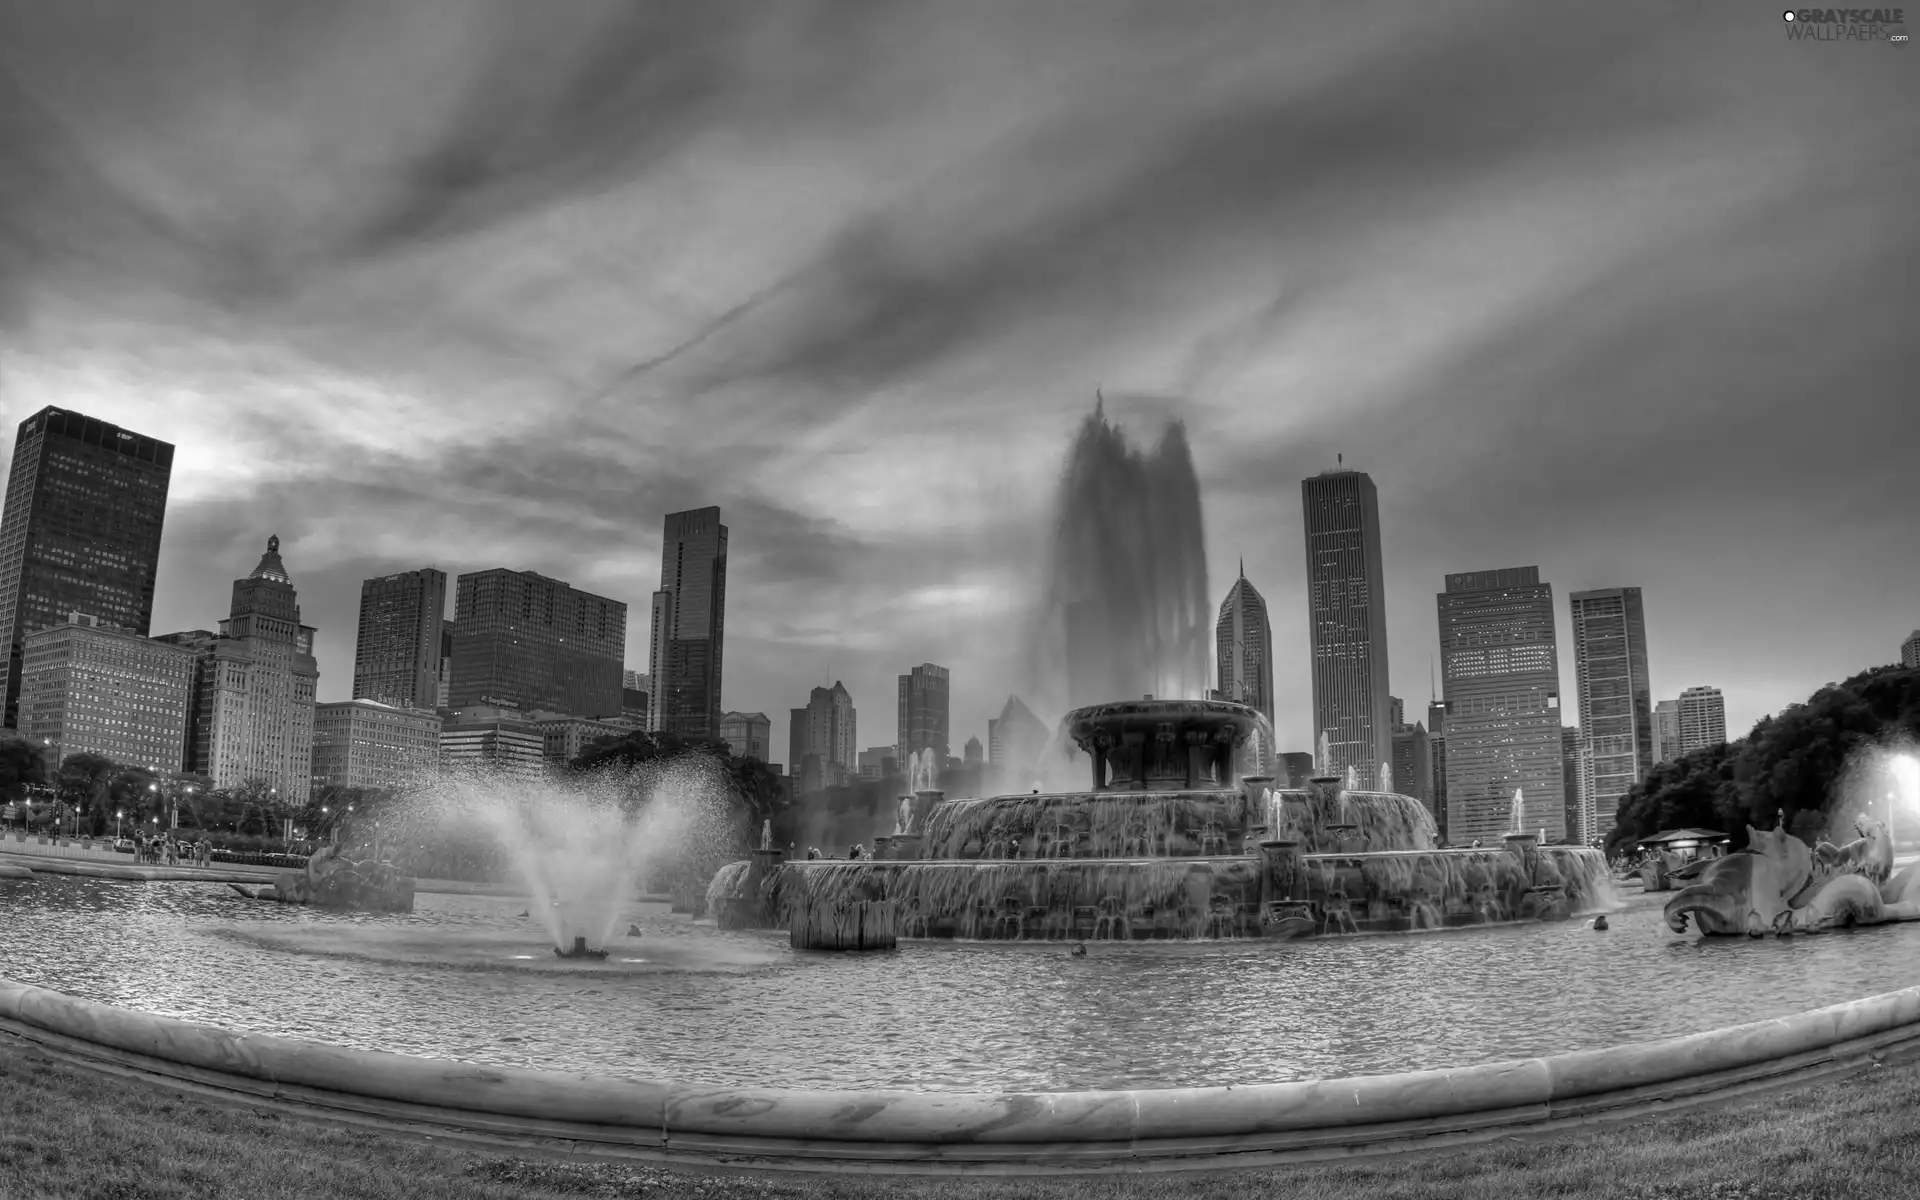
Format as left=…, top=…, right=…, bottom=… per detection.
left=4, top=874, right=1919, bottom=1092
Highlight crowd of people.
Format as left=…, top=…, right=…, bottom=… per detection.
left=128, top=832, right=213, bottom=867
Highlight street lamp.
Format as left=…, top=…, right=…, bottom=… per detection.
left=116, top=809, right=124, bottom=839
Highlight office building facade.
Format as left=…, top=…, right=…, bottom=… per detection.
left=857, top=746, right=898, bottom=780
left=1569, top=587, right=1654, bottom=844
left=1216, top=564, right=1276, bottom=772
left=18, top=613, right=195, bottom=772
left=1904, top=631, right=1920, bottom=669
left=1391, top=721, right=1432, bottom=811
left=440, top=706, right=544, bottom=779
left=310, top=700, right=441, bottom=796
left=898, top=663, right=951, bottom=765
left=720, top=710, right=771, bottom=761
left=1437, top=567, right=1566, bottom=845
left=353, top=568, right=447, bottom=710
left=1562, top=726, right=1586, bottom=844
left=1427, top=698, right=1449, bottom=843
left=1676, top=685, right=1727, bottom=756
left=790, top=682, right=856, bottom=787
left=648, top=507, right=728, bottom=738
left=1653, top=699, right=1682, bottom=764
left=449, top=569, right=626, bottom=718
left=0, top=407, right=174, bottom=729
left=1301, top=470, right=1392, bottom=788
left=532, top=712, right=631, bottom=765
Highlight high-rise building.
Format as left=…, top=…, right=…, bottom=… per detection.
left=1390, top=721, right=1432, bottom=811
left=1569, top=587, right=1654, bottom=844
left=0, top=407, right=174, bottom=729
left=352, top=569, right=447, bottom=710
left=1427, top=698, right=1449, bottom=843
left=1562, top=726, right=1585, bottom=844
left=1438, top=567, right=1566, bottom=845
left=1301, top=469, right=1392, bottom=788
left=987, top=695, right=1048, bottom=774
left=790, top=682, right=856, bottom=785
left=156, top=536, right=319, bottom=795
left=963, top=735, right=983, bottom=765
left=1904, top=631, right=1920, bottom=669
left=720, top=711, right=771, bottom=761
left=1216, top=563, right=1276, bottom=771
left=898, top=663, right=951, bottom=764
left=1652, top=699, right=1682, bottom=764
left=436, top=619, right=454, bottom=708
left=439, top=706, right=544, bottom=779
left=448, top=570, right=626, bottom=718
left=648, top=507, right=728, bottom=739
left=532, top=712, right=632, bottom=765
left=1389, top=696, right=1405, bottom=729
left=310, top=700, right=441, bottom=796
left=18, top=613, right=195, bottom=772
left=1676, top=686, right=1727, bottom=755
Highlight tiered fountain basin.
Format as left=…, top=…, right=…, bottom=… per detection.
left=716, top=700, right=1611, bottom=947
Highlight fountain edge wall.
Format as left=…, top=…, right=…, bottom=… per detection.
left=2, top=975, right=1917, bottom=1170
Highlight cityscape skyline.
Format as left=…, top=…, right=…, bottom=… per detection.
left=0, top=5, right=1912, bottom=778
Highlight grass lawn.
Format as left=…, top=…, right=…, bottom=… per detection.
left=2, top=1036, right=1918, bottom=1200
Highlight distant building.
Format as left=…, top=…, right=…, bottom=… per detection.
left=531, top=712, right=632, bottom=765
left=623, top=669, right=651, bottom=693
left=311, top=700, right=441, bottom=796
left=1904, top=631, right=1920, bottom=669
left=439, top=706, right=544, bottom=779
left=449, top=569, right=625, bottom=718
left=18, top=613, right=194, bottom=772
left=1278, top=752, right=1314, bottom=787
left=649, top=507, right=728, bottom=739
left=791, top=682, right=856, bottom=785
left=1569, top=587, right=1654, bottom=845
left=352, top=569, right=447, bottom=710
left=621, top=688, right=648, bottom=723
left=1438, top=567, right=1566, bottom=844
left=1562, top=726, right=1585, bottom=844
left=1215, top=563, right=1276, bottom=772
left=1428, top=698, right=1449, bottom=843
left=1389, top=696, right=1405, bottom=730
left=857, top=746, right=898, bottom=780
left=963, top=735, right=983, bottom=765
left=436, top=619, right=454, bottom=708
left=897, top=663, right=950, bottom=764
left=156, top=536, right=319, bottom=796
left=720, top=710, right=771, bottom=761
left=0, top=407, right=175, bottom=730
left=1653, top=699, right=1682, bottom=764
left=1391, top=722, right=1432, bottom=812
left=987, top=694, right=1049, bottom=787
left=1676, top=686, right=1727, bottom=756
left=1301, top=469, right=1392, bottom=788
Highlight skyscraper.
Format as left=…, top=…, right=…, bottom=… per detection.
left=1569, top=587, right=1654, bottom=845
left=1427, top=698, right=1449, bottom=843
left=1301, top=469, right=1391, bottom=788
left=353, top=568, right=447, bottom=710
left=898, top=663, right=951, bottom=765
left=1562, top=726, right=1585, bottom=844
left=0, top=407, right=174, bottom=728
left=987, top=694, right=1048, bottom=779
left=790, top=682, right=856, bottom=786
left=1390, top=721, right=1432, bottom=810
left=448, top=570, right=626, bottom=717
left=1904, top=631, right=1920, bottom=669
left=649, top=507, right=728, bottom=739
left=158, top=536, right=319, bottom=794
left=19, top=613, right=195, bottom=773
left=1676, top=685, right=1727, bottom=755
left=1652, top=699, right=1682, bottom=764
left=1216, top=563, right=1276, bottom=772
left=1437, top=567, right=1566, bottom=844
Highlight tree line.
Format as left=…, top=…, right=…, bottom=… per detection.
left=1604, top=663, right=1920, bottom=855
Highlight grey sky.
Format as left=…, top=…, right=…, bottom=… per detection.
left=1, top=0, right=1914, bottom=769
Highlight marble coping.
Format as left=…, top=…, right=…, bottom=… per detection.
left=2, top=974, right=1919, bottom=1153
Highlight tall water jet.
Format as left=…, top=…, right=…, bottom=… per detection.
left=1380, top=761, right=1393, bottom=795
left=1035, top=399, right=1210, bottom=713
left=1509, top=788, right=1525, bottom=835
left=1317, top=731, right=1332, bottom=775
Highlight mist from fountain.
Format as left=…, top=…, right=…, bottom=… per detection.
left=1032, top=401, right=1210, bottom=715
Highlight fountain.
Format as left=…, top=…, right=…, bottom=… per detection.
left=711, top=699, right=1613, bottom=947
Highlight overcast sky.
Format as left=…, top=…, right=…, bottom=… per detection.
left=1, top=1, right=1914, bottom=770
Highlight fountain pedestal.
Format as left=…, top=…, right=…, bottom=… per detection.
left=789, top=898, right=898, bottom=952
left=889, top=833, right=926, bottom=861
left=872, top=837, right=893, bottom=861
left=1257, top=839, right=1314, bottom=939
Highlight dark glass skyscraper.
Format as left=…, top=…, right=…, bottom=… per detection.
left=1215, top=562, right=1275, bottom=772
left=1569, top=586, right=1654, bottom=842
left=449, top=569, right=626, bottom=717
left=352, top=568, right=447, bottom=710
left=1300, top=469, right=1391, bottom=787
left=0, top=407, right=174, bottom=728
left=897, top=662, right=951, bottom=765
left=649, top=507, right=728, bottom=739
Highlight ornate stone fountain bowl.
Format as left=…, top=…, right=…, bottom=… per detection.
left=1062, top=698, right=1264, bottom=791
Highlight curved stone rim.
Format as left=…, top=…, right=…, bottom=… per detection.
left=2, top=972, right=1918, bottom=1163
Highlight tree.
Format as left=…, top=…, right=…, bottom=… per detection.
left=1606, top=663, right=1920, bottom=854
left=0, top=732, right=49, bottom=804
